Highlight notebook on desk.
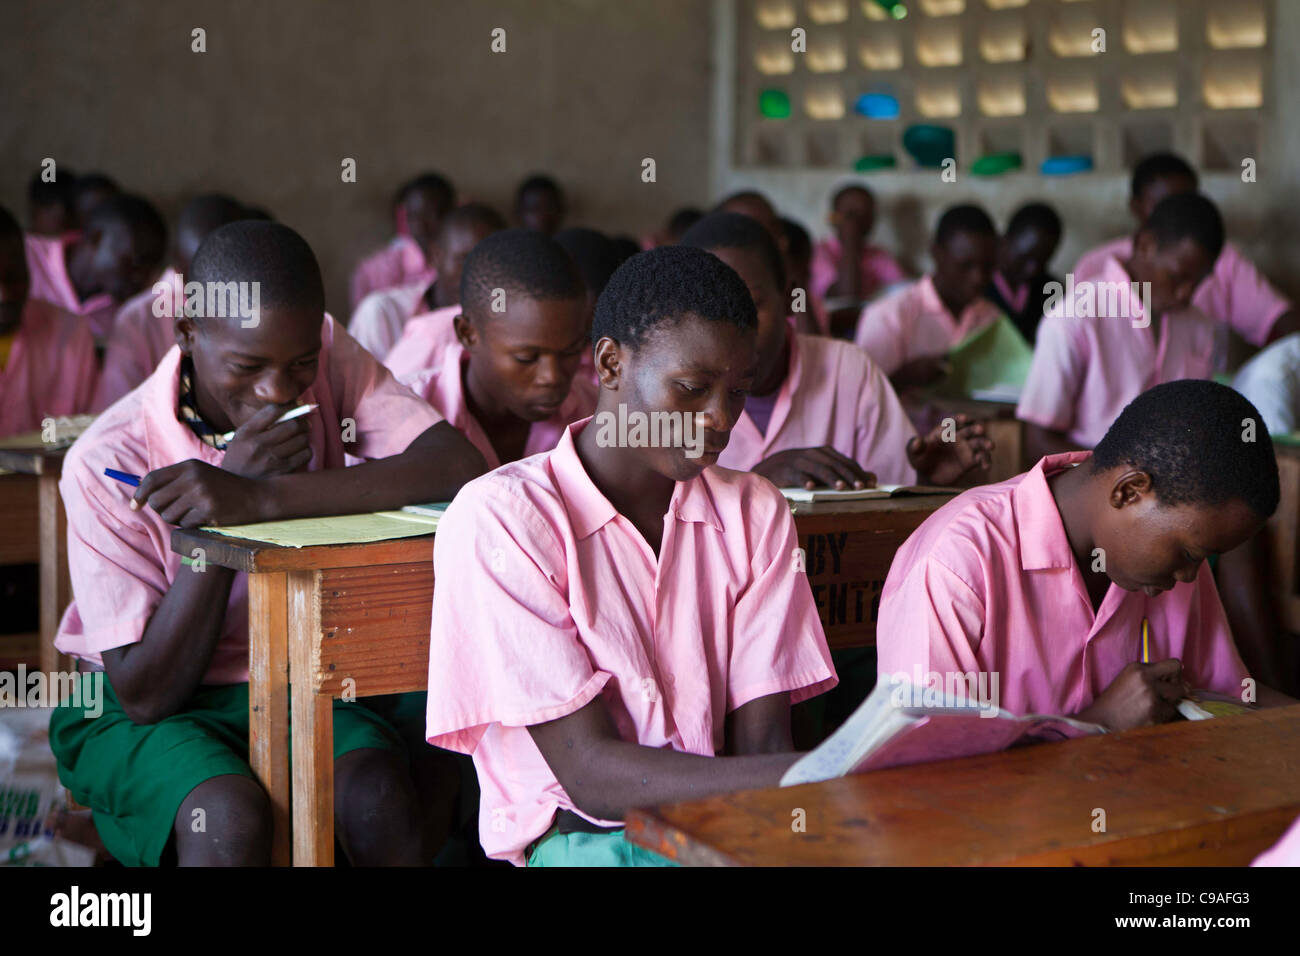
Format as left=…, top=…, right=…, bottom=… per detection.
left=780, top=483, right=956, bottom=503
left=203, top=509, right=442, bottom=548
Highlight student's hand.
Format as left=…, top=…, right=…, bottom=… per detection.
left=907, top=414, right=994, bottom=486
left=1077, top=659, right=1191, bottom=732
left=220, top=403, right=313, bottom=480
left=890, top=355, right=951, bottom=390
left=753, top=447, right=876, bottom=491
left=132, top=460, right=263, bottom=527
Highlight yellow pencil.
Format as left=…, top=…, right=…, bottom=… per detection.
left=1141, top=617, right=1150, bottom=664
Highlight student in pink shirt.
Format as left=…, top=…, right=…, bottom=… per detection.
left=879, top=380, right=1295, bottom=729
left=350, top=202, right=505, bottom=359
left=398, top=229, right=594, bottom=469
left=25, top=192, right=167, bottom=344
left=48, top=221, right=485, bottom=868
left=681, top=212, right=992, bottom=489
left=811, top=185, right=907, bottom=339
left=349, top=172, right=454, bottom=309
left=986, top=202, right=1062, bottom=345
left=425, top=246, right=837, bottom=866
left=1075, top=153, right=1299, bottom=357
left=1019, top=193, right=1225, bottom=458
left=0, top=206, right=97, bottom=436
left=855, top=204, right=1002, bottom=394
left=94, top=194, right=249, bottom=411
left=781, top=215, right=828, bottom=336
left=514, top=174, right=566, bottom=236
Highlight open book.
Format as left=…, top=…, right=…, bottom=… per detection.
left=780, top=483, right=956, bottom=503
left=1177, top=690, right=1256, bottom=721
left=780, top=679, right=1106, bottom=787
left=940, top=316, right=1033, bottom=400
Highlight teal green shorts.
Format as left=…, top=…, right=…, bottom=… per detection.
left=527, top=828, right=678, bottom=867
left=48, top=674, right=420, bottom=867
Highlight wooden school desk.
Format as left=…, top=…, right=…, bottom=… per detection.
left=626, top=704, right=1300, bottom=866
left=0, top=446, right=70, bottom=675
left=170, top=494, right=950, bottom=866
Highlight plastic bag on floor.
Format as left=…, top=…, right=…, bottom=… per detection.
left=0, top=706, right=95, bottom=866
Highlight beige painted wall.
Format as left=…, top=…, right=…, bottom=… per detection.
left=1, top=0, right=715, bottom=317
left=711, top=0, right=1300, bottom=305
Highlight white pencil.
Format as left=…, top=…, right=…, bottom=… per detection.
left=220, top=403, right=317, bottom=443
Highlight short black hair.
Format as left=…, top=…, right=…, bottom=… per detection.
left=666, top=207, right=704, bottom=242
left=712, top=190, right=775, bottom=215
left=28, top=169, right=76, bottom=214
left=177, top=193, right=247, bottom=239
left=831, top=183, right=873, bottom=208
left=439, top=201, right=506, bottom=240
left=554, top=228, right=619, bottom=299
left=0, top=204, right=23, bottom=242
left=515, top=174, right=563, bottom=205
left=1092, top=380, right=1279, bottom=518
left=86, top=193, right=167, bottom=266
left=934, top=204, right=997, bottom=246
left=1140, top=192, right=1225, bottom=261
left=396, top=172, right=455, bottom=216
left=459, top=228, right=584, bottom=319
left=190, top=220, right=325, bottom=317
left=1006, top=202, right=1061, bottom=239
left=592, top=245, right=757, bottom=351
left=1131, top=152, right=1198, bottom=201
left=680, top=211, right=786, bottom=291
left=780, top=216, right=813, bottom=267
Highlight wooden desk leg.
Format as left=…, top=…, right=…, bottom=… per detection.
left=249, top=571, right=291, bottom=867
left=289, top=570, right=334, bottom=867
left=37, top=472, right=70, bottom=679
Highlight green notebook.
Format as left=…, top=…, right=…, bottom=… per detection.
left=940, top=316, right=1033, bottom=400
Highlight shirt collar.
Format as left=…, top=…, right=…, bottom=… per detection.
left=1012, top=451, right=1094, bottom=572
left=549, top=418, right=725, bottom=540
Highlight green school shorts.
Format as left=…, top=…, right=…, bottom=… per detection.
left=48, top=674, right=422, bottom=867
left=527, top=828, right=678, bottom=867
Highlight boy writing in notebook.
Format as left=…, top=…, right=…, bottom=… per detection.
left=94, top=193, right=248, bottom=410
left=878, top=380, right=1294, bottom=730
left=0, top=205, right=97, bottom=436
left=1074, top=152, right=1298, bottom=360
left=1018, top=192, right=1225, bottom=460
left=854, top=204, right=1002, bottom=394
left=25, top=191, right=167, bottom=344
left=49, top=221, right=484, bottom=867
left=396, top=229, right=594, bottom=469
left=424, top=246, right=837, bottom=866
left=351, top=202, right=505, bottom=360
left=680, top=211, right=991, bottom=489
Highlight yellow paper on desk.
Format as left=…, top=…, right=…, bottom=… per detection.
left=942, top=316, right=1033, bottom=399
left=202, top=510, right=439, bottom=548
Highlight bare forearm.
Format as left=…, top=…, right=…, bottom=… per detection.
left=107, top=565, right=237, bottom=722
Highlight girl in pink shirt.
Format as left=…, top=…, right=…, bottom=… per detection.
left=811, top=184, right=907, bottom=338
left=879, top=380, right=1295, bottom=732
left=425, top=246, right=837, bottom=866
left=0, top=206, right=97, bottom=435
left=49, top=221, right=485, bottom=867
left=398, top=229, right=595, bottom=468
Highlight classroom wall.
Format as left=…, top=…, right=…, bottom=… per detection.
left=1, top=0, right=715, bottom=318
left=710, top=0, right=1300, bottom=306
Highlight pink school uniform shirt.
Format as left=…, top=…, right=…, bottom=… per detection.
left=1075, top=236, right=1289, bottom=350
left=348, top=279, right=430, bottom=359
left=424, top=420, right=837, bottom=865
left=810, top=237, right=906, bottom=331
left=24, top=233, right=118, bottom=342
left=401, top=339, right=596, bottom=470
left=93, top=267, right=181, bottom=411
left=876, top=451, right=1249, bottom=718
left=55, top=315, right=443, bottom=683
left=854, top=275, right=1002, bottom=376
left=717, top=330, right=918, bottom=484
left=0, top=299, right=97, bottom=437
left=349, top=235, right=435, bottom=310
left=1253, top=815, right=1300, bottom=866
left=1017, top=255, right=1217, bottom=448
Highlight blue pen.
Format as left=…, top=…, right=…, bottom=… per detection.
left=104, top=468, right=142, bottom=487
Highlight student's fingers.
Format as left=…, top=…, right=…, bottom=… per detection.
left=235, top=402, right=295, bottom=438
left=791, top=456, right=856, bottom=490
left=258, top=415, right=312, bottom=445
left=155, top=487, right=202, bottom=526
left=1146, top=658, right=1186, bottom=701
left=133, top=463, right=188, bottom=510
left=807, top=447, right=875, bottom=488
left=137, top=472, right=190, bottom=517
left=267, top=430, right=312, bottom=463
left=282, top=447, right=314, bottom=473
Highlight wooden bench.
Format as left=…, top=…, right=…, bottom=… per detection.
left=171, top=494, right=952, bottom=865
left=626, top=704, right=1300, bottom=866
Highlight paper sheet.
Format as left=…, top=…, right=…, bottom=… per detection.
left=943, top=316, right=1034, bottom=398
left=202, top=510, right=439, bottom=548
